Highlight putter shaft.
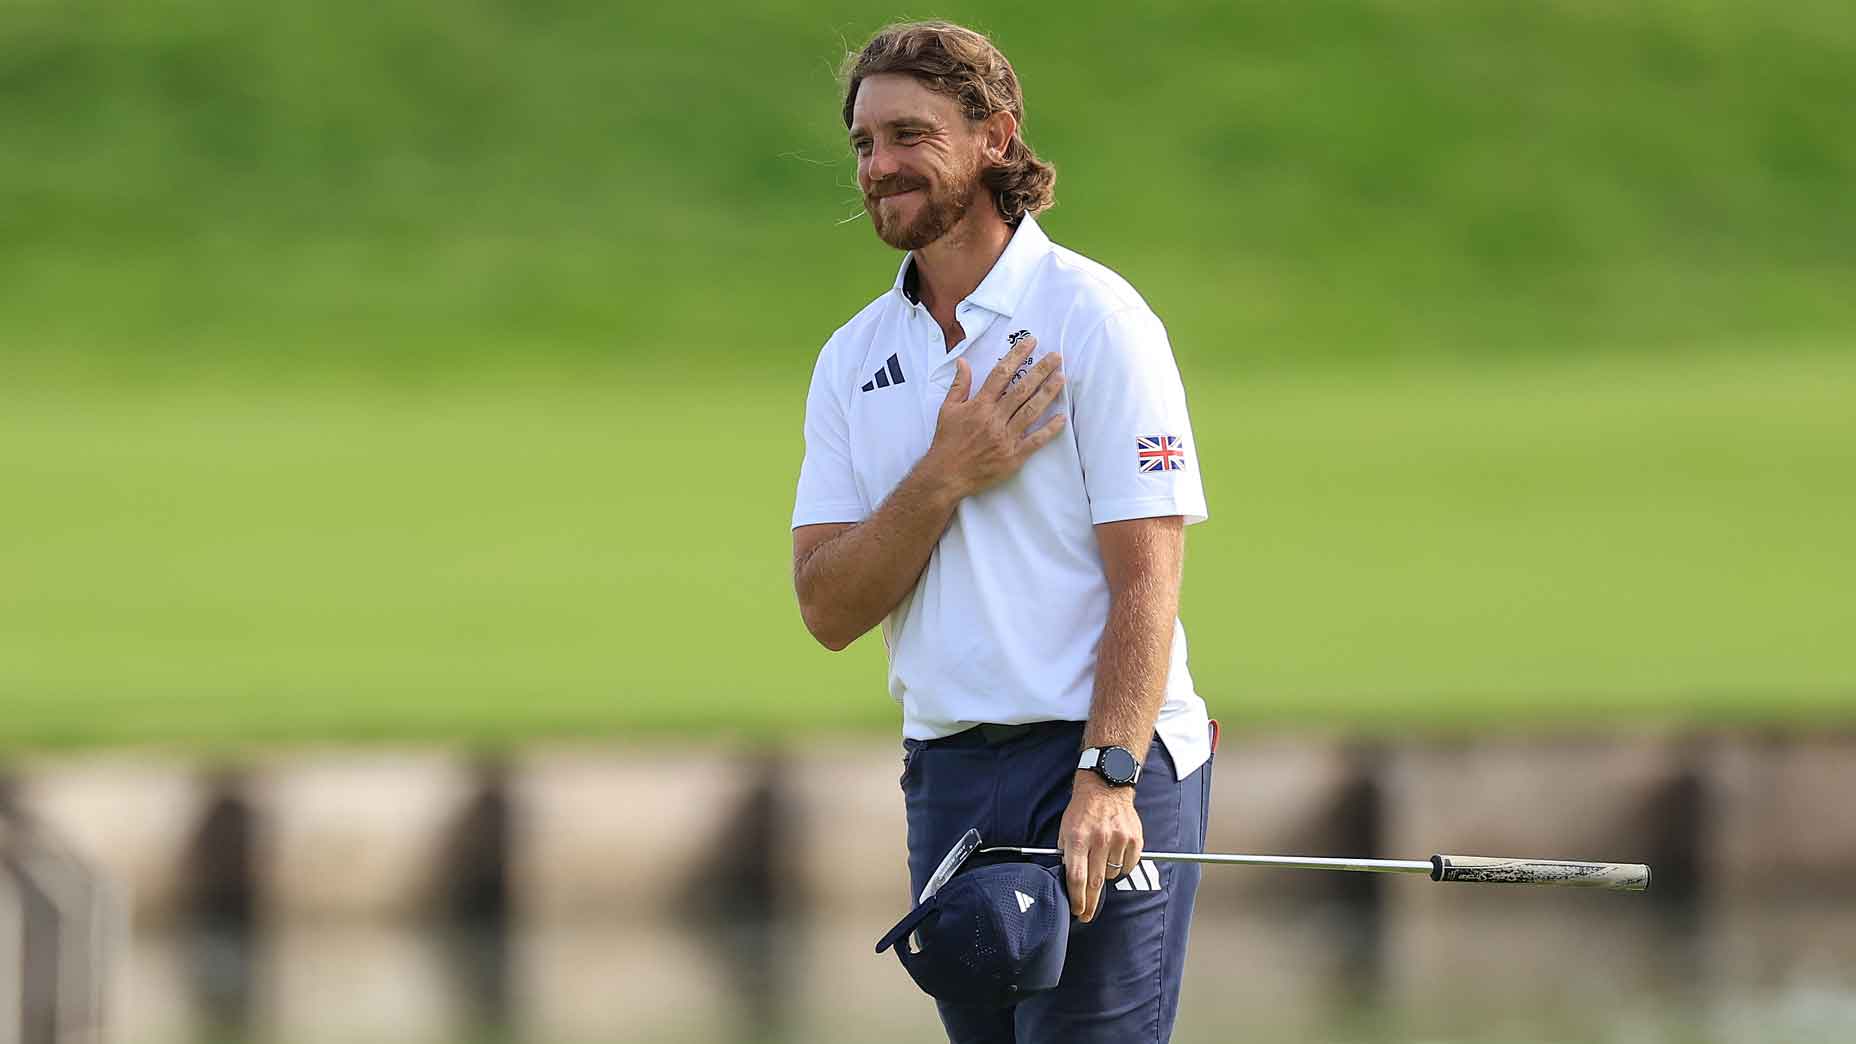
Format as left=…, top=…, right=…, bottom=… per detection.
left=980, top=847, right=1651, bottom=892
left=982, top=847, right=1430, bottom=875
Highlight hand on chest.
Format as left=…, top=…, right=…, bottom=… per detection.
left=848, top=319, right=1067, bottom=506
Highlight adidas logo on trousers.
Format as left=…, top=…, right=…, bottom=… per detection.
left=862, top=354, right=906, bottom=392
left=1112, top=861, right=1163, bottom=892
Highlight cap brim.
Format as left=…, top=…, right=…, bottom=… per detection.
left=874, top=899, right=939, bottom=954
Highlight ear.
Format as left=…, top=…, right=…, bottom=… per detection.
left=980, top=110, right=1018, bottom=164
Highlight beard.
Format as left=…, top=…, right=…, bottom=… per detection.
left=865, top=165, right=981, bottom=251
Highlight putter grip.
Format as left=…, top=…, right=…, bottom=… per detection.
left=1430, top=854, right=1650, bottom=892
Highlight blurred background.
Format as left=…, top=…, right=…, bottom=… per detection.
left=2, top=2, right=1852, bottom=1042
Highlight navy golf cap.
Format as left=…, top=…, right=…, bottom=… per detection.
left=875, top=861, right=1071, bottom=1007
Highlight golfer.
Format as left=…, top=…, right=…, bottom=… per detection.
left=792, top=21, right=1214, bottom=1041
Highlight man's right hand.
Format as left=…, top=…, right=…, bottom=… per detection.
left=922, top=336, right=1069, bottom=499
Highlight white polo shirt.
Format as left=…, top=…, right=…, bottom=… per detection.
left=792, top=215, right=1212, bottom=778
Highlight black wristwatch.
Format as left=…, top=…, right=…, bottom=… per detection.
left=1077, top=745, right=1141, bottom=787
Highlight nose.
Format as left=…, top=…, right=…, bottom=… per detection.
left=862, top=140, right=901, bottom=184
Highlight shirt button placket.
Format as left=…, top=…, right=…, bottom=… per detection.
left=919, top=306, right=948, bottom=436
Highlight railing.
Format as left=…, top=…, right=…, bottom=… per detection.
left=0, top=811, right=118, bottom=1044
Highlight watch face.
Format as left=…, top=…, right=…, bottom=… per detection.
left=1101, top=747, right=1139, bottom=785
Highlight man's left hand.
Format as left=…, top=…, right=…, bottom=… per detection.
left=1058, top=771, right=1143, bottom=923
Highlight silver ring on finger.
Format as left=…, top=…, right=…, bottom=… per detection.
left=1106, top=860, right=1123, bottom=870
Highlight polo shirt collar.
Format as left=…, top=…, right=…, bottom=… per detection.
left=891, top=215, right=1054, bottom=317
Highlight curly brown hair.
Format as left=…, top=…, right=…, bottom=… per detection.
left=840, top=21, right=1057, bottom=225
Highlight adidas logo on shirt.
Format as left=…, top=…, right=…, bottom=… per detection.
left=1112, top=861, right=1163, bottom=893
left=1015, top=889, right=1036, bottom=913
left=861, top=354, right=906, bottom=392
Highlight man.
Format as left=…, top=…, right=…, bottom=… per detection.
left=791, top=21, right=1214, bottom=1042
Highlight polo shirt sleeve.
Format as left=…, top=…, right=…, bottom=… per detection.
left=792, top=343, right=868, bottom=528
left=1069, top=307, right=1209, bottom=526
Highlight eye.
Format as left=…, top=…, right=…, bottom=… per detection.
left=851, top=139, right=872, bottom=156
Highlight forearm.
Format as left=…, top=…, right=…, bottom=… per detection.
left=1080, top=565, right=1180, bottom=762
left=1062, top=540, right=1182, bottom=921
left=794, top=460, right=963, bottom=650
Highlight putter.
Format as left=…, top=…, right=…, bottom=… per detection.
left=919, top=828, right=984, bottom=903
left=974, top=838, right=1651, bottom=893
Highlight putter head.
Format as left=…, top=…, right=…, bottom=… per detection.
left=919, top=827, right=983, bottom=904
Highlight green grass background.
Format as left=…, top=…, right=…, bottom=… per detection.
left=3, top=1, right=1853, bottom=747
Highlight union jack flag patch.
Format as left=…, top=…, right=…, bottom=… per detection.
left=1137, top=434, right=1186, bottom=473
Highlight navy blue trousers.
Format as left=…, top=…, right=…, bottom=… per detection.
left=901, top=722, right=1211, bottom=1043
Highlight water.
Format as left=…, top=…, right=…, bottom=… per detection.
left=118, top=897, right=1856, bottom=1043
